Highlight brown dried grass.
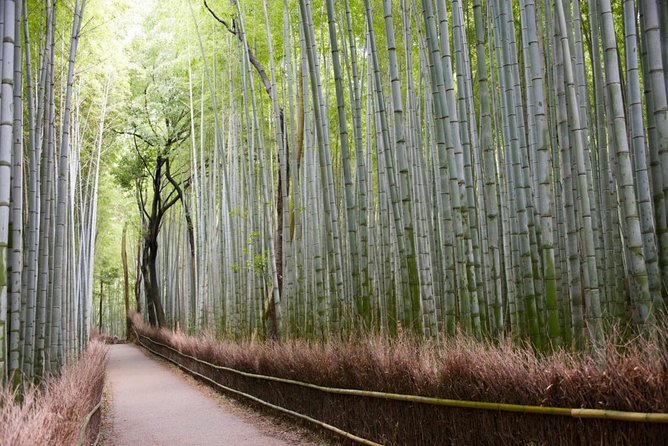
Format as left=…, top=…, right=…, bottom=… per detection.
left=132, top=313, right=668, bottom=445
left=0, top=340, right=107, bottom=446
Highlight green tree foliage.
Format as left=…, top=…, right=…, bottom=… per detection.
left=5, top=0, right=668, bottom=385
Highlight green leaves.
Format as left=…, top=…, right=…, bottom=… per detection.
left=112, top=149, right=146, bottom=191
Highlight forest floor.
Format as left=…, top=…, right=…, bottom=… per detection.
left=100, top=344, right=325, bottom=446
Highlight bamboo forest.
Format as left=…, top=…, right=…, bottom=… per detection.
left=1, top=0, right=668, bottom=444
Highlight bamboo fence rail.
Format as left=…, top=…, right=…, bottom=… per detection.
left=135, top=331, right=668, bottom=424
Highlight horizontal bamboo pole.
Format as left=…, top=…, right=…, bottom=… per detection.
left=136, top=334, right=382, bottom=446
left=136, top=331, right=668, bottom=424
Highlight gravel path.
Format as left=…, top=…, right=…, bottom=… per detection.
left=106, top=344, right=302, bottom=446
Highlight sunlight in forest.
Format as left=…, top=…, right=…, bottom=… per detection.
left=1, top=0, right=667, bottom=444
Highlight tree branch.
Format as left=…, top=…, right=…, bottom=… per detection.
left=203, top=0, right=236, bottom=34
left=112, top=128, right=154, bottom=147
left=203, top=0, right=273, bottom=101
left=203, top=0, right=290, bottom=197
left=130, top=134, right=155, bottom=183
left=135, top=178, right=150, bottom=222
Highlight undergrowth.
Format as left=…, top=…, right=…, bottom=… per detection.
left=0, top=340, right=107, bottom=446
left=132, top=313, right=668, bottom=445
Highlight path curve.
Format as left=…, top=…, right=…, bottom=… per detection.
left=106, top=344, right=295, bottom=446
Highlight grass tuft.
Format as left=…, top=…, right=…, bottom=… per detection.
left=0, top=341, right=107, bottom=446
left=132, top=312, right=668, bottom=445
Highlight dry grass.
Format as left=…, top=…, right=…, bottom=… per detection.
left=132, top=313, right=668, bottom=445
left=0, top=341, right=107, bottom=446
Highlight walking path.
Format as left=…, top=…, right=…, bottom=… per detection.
left=105, top=344, right=296, bottom=446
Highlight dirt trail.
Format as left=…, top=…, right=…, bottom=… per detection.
left=105, top=344, right=298, bottom=446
